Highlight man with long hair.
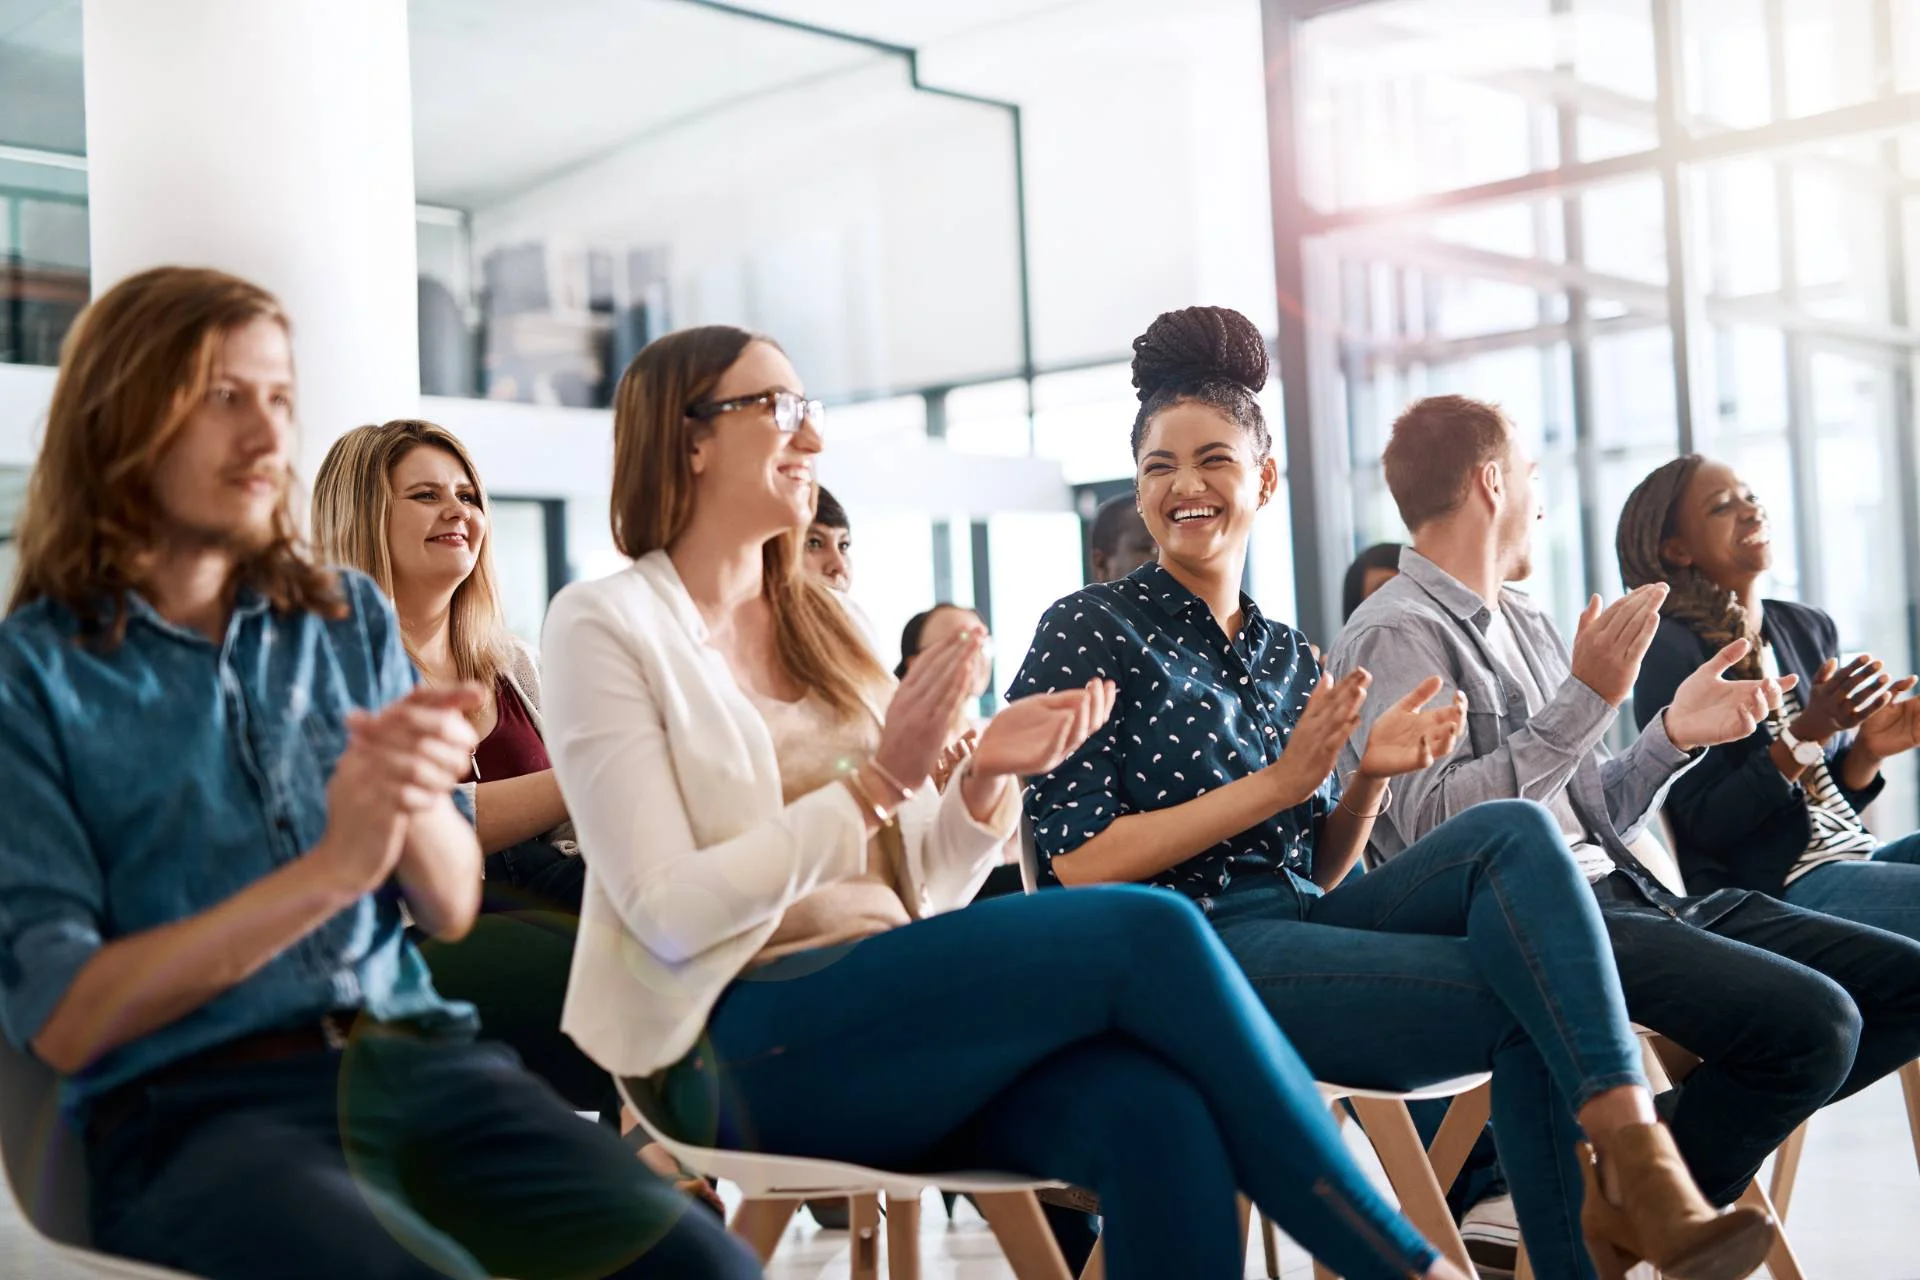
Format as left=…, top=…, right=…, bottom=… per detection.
left=0, top=266, right=755, bottom=1280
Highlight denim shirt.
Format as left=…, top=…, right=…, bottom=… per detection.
left=0, top=570, right=475, bottom=1110
left=1007, top=562, right=1331, bottom=906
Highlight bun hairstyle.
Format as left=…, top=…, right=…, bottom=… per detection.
left=1129, top=305, right=1272, bottom=461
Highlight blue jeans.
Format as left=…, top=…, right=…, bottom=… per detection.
left=656, top=887, right=1438, bottom=1280
left=87, top=1030, right=756, bottom=1280
left=1785, top=832, right=1920, bottom=945
left=1210, top=800, right=1646, bottom=1280
left=1598, top=874, right=1920, bottom=1203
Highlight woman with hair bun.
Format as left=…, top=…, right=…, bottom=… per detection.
left=540, top=322, right=1477, bottom=1280
left=1008, top=306, right=1774, bottom=1280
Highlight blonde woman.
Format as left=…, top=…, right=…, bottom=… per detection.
left=311, top=421, right=606, bottom=1118
left=539, top=324, right=1468, bottom=1280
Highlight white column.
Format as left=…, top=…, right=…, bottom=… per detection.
left=81, top=0, right=420, bottom=476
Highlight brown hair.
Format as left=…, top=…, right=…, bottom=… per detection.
left=609, top=326, right=887, bottom=719
left=7, top=265, right=339, bottom=639
left=1616, top=455, right=1763, bottom=680
left=311, top=419, right=512, bottom=699
left=1382, top=395, right=1513, bottom=532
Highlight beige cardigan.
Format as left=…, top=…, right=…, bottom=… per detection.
left=540, top=551, right=1015, bottom=1078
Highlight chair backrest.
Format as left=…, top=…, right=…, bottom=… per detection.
left=1017, top=810, right=1041, bottom=895
left=0, top=1037, right=90, bottom=1247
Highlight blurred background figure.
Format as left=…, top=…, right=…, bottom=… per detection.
left=805, top=485, right=854, bottom=594
left=1342, top=541, right=1405, bottom=622
left=1088, top=493, right=1156, bottom=584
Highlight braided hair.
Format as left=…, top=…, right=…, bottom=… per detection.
left=1129, top=306, right=1271, bottom=460
left=1615, top=455, right=1763, bottom=680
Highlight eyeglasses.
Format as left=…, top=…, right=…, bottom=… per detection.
left=687, top=389, right=826, bottom=435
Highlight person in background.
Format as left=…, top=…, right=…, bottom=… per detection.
left=1618, top=455, right=1920, bottom=944
left=1089, top=493, right=1157, bottom=584
left=804, top=485, right=854, bottom=593
left=1013, top=307, right=1771, bottom=1280
left=1344, top=542, right=1406, bottom=622
left=0, top=266, right=756, bottom=1280
left=1333, top=393, right=1920, bottom=1260
left=542, top=322, right=1475, bottom=1280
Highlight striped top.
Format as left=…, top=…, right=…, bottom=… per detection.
left=1760, top=643, right=1878, bottom=883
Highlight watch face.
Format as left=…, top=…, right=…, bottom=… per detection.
left=1793, top=741, right=1824, bottom=766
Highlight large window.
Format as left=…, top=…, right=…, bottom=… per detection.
left=1282, top=0, right=1920, bottom=820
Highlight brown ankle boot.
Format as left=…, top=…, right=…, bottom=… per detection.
left=1578, top=1125, right=1776, bottom=1280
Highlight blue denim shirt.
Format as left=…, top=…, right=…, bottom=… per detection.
left=1007, top=562, right=1332, bottom=905
left=0, top=570, right=475, bottom=1110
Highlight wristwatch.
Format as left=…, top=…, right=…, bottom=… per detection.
left=1778, top=722, right=1824, bottom=768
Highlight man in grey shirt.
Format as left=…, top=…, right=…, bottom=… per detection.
left=1330, top=393, right=1920, bottom=1210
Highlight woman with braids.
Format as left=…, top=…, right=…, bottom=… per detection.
left=1008, top=306, right=1773, bottom=1280
left=1618, top=456, right=1920, bottom=942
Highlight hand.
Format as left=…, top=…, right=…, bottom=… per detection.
left=1568, top=585, right=1668, bottom=706
left=311, top=685, right=483, bottom=894
left=1358, top=676, right=1468, bottom=780
left=1854, top=677, right=1920, bottom=761
left=931, top=728, right=979, bottom=792
left=971, top=680, right=1117, bottom=783
left=1792, top=655, right=1894, bottom=744
left=1664, top=640, right=1798, bottom=751
left=876, top=627, right=986, bottom=789
left=1265, top=670, right=1371, bottom=809
left=636, top=1143, right=725, bottom=1215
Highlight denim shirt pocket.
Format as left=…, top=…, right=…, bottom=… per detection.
left=1456, top=672, right=1509, bottom=759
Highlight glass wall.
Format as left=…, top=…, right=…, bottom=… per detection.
left=1285, top=0, right=1920, bottom=821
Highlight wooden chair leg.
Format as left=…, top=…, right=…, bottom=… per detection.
left=1261, top=1211, right=1282, bottom=1280
left=1350, top=1097, right=1473, bottom=1277
left=1077, top=1237, right=1105, bottom=1280
left=1902, top=1058, right=1920, bottom=1180
left=976, top=1190, right=1073, bottom=1280
left=1426, top=1081, right=1492, bottom=1191
left=1768, top=1120, right=1811, bottom=1224
left=849, top=1193, right=882, bottom=1280
left=729, top=1197, right=801, bottom=1263
left=1737, top=1180, right=1806, bottom=1280
left=885, top=1192, right=922, bottom=1280
left=1237, top=1194, right=1253, bottom=1257
left=1514, top=1240, right=1535, bottom=1280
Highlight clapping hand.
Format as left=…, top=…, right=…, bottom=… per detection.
left=1794, top=655, right=1896, bottom=744
left=1664, top=639, right=1798, bottom=751
left=1568, top=585, right=1668, bottom=706
left=1266, top=670, right=1372, bottom=809
left=1854, top=675, right=1920, bottom=761
left=1359, top=676, right=1468, bottom=779
left=971, top=679, right=1117, bottom=783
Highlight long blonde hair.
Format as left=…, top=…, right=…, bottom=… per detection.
left=8, top=266, right=340, bottom=639
left=311, top=419, right=512, bottom=697
left=610, top=326, right=886, bottom=719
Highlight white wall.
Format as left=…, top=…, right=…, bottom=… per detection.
left=469, top=59, right=1025, bottom=401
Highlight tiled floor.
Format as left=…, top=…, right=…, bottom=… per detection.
left=761, top=1071, right=1920, bottom=1279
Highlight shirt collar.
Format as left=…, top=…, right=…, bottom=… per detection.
left=1397, top=547, right=1496, bottom=632
left=1134, top=561, right=1267, bottom=633
left=120, top=581, right=271, bottom=645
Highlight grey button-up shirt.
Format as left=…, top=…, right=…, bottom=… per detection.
left=1327, top=549, right=1711, bottom=918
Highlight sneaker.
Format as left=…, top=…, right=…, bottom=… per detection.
left=1460, top=1194, right=1518, bottom=1279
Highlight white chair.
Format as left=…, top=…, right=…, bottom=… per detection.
left=615, top=1075, right=1078, bottom=1280
left=1017, top=813, right=1492, bottom=1280
left=0, top=1038, right=199, bottom=1278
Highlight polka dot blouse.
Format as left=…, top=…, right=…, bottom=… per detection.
left=1006, top=561, right=1333, bottom=904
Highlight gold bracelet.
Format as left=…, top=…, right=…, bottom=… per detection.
left=866, top=758, right=916, bottom=803
left=842, top=770, right=894, bottom=827
left=1338, top=773, right=1392, bottom=819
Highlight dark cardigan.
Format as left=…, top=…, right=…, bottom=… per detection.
left=1631, top=599, right=1885, bottom=896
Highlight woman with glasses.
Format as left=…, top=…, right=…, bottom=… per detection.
left=540, top=323, right=1471, bottom=1280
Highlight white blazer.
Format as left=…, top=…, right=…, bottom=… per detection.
left=541, top=550, right=1014, bottom=1078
